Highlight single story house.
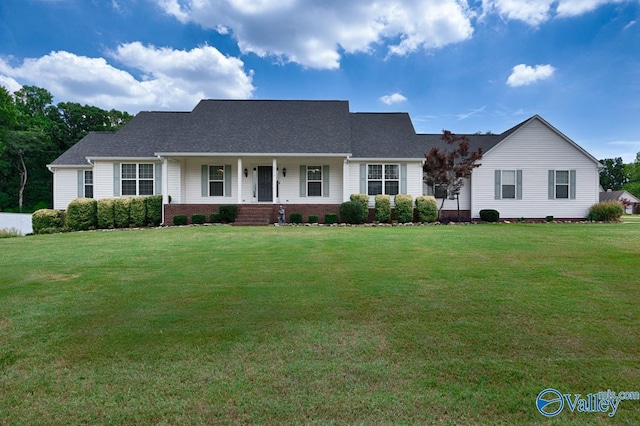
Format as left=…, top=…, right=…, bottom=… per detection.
left=599, top=189, right=640, bottom=214
left=48, top=100, right=602, bottom=224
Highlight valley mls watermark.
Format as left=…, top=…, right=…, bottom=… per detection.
left=536, top=388, right=640, bottom=417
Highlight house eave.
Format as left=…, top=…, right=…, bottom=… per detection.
left=154, top=152, right=352, bottom=158
left=349, top=157, right=422, bottom=162
left=87, top=157, right=161, bottom=162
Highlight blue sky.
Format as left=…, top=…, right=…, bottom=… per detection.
left=1, top=0, right=639, bottom=161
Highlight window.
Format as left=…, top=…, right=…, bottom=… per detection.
left=121, top=163, right=154, bottom=196
left=495, top=169, right=522, bottom=200
left=367, top=164, right=399, bottom=196
left=84, top=171, right=93, bottom=198
left=433, top=184, right=448, bottom=199
left=555, top=170, right=569, bottom=199
left=209, top=165, right=225, bottom=196
left=501, top=170, right=516, bottom=199
left=548, top=169, right=576, bottom=200
left=307, top=166, right=322, bottom=197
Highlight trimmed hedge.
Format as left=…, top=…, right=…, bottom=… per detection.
left=375, top=194, right=391, bottom=223
left=97, top=198, right=116, bottom=229
left=173, top=215, right=188, bottom=226
left=394, top=194, right=413, bottom=223
left=192, top=214, right=206, bottom=225
left=114, top=198, right=131, bottom=228
left=349, top=194, right=369, bottom=223
left=324, top=213, right=338, bottom=224
left=145, top=195, right=163, bottom=226
left=480, top=209, right=500, bottom=223
left=290, top=212, right=303, bottom=224
left=415, top=196, right=438, bottom=223
left=65, top=198, right=97, bottom=231
left=32, top=209, right=64, bottom=234
left=219, top=205, right=238, bottom=223
left=129, top=197, right=147, bottom=228
left=340, top=201, right=367, bottom=224
left=308, top=215, right=319, bottom=224
left=587, top=201, right=623, bottom=221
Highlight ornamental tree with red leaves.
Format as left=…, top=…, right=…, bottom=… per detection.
left=423, top=130, right=483, bottom=221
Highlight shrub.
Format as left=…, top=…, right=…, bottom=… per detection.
left=173, top=215, right=188, bottom=226
left=114, top=198, right=131, bottom=228
left=349, top=194, right=369, bottom=223
left=65, top=198, right=98, bottom=231
left=192, top=214, right=206, bottom=225
left=219, top=205, right=238, bottom=223
left=96, top=198, right=116, bottom=229
left=415, top=196, right=438, bottom=223
left=289, top=212, right=303, bottom=224
left=308, top=215, right=319, bottom=224
left=395, top=194, right=414, bottom=223
left=129, top=197, right=147, bottom=228
left=479, top=209, right=500, bottom=223
left=375, top=194, right=391, bottom=223
left=587, top=201, right=623, bottom=222
left=324, top=213, right=338, bottom=224
left=340, top=201, right=367, bottom=224
left=210, top=213, right=222, bottom=223
left=32, top=209, right=64, bottom=234
left=145, top=195, right=163, bottom=226
left=0, top=227, right=21, bottom=238
left=546, top=215, right=554, bottom=222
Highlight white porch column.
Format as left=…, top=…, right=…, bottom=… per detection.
left=272, top=158, right=278, bottom=203
left=343, top=158, right=350, bottom=202
left=161, top=156, right=169, bottom=224
left=237, top=158, right=243, bottom=203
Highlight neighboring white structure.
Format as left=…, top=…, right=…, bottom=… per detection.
left=0, top=213, right=33, bottom=235
left=47, top=101, right=603, bottom=222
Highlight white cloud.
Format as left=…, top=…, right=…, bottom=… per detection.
left=485, top=0, right=632, bottom=26
left=556, top=0, right=627, bottom=18
left=156, top=0, right=475, bottom=70
left=490, top=0, right=555, bottom=26
left=0, top=44, right=254, bottom=113
left=457, top=106, right=486, bottom=120
left=507, top=64, right=555, bottom=87
left=379, top=93, right=407, bottom=105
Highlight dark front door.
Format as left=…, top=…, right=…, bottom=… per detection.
left=258, top=166, right=273, bottom=202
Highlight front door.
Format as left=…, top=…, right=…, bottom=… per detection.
left=258, top=166, right=273, bottom=202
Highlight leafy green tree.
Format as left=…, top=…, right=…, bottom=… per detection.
left=623, top=152, right=640, bottom=199
left=0, top=84, right=133, bottom=210
left=599, top=157, right=629, bottom=191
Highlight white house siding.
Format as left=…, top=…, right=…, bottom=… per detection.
left=92, top=161, right=115, bottom=200
left=167, top=159, right=183, bottom=204
left=52, top=169, right=79, bottom=209
left=181, top=157, right=345, bottom=204
left=347, top=161, right=423, bottom=207
left=471, top=119, right=600, bottom=219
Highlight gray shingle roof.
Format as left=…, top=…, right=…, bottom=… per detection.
left=47, top=100, right=543, bottom=166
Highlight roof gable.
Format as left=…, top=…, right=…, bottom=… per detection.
left=485, top=115, right=602, bottom=166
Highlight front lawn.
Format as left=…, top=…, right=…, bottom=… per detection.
left=1, top=224, right=639, bottom=424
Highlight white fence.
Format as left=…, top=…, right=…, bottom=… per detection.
left=0, top=213, right=33, bottom=235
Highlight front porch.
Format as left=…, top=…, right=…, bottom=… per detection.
left=163, top=203, right=342, bottom=226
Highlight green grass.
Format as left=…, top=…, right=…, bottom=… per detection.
left=1, top=224, right=639, bottom=424
left=622, top=214, right=640, bottom=223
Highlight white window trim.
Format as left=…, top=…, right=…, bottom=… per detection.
left=121, top=163, right=155, bottom=196
left=307, top=166, right=323, bottom=197
left=367, top=163, right=400, bottom=196
left=208, top=165, right=226, bottom=197
left=84, top=170, right=94, bottom=198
